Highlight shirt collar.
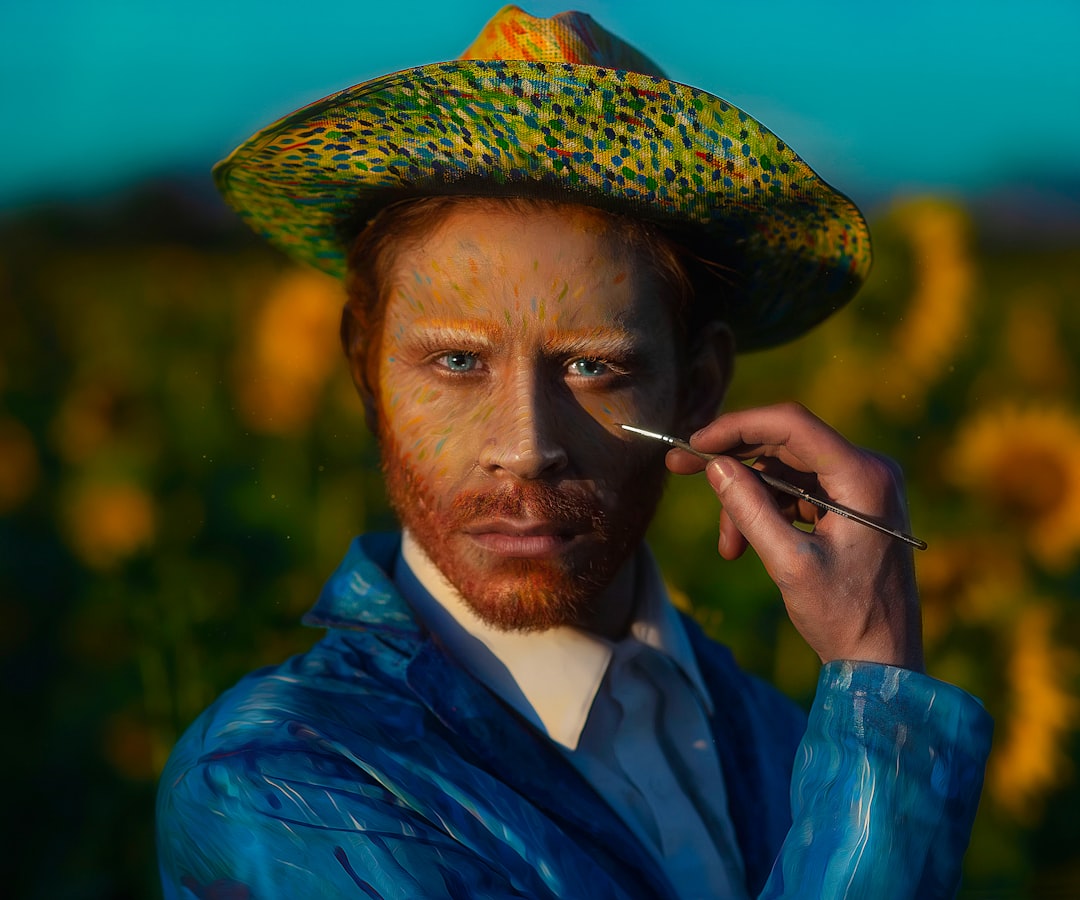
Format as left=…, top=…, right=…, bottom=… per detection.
left=397, top=530, right=713, bottom=751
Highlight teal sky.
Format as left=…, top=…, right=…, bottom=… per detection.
left=3, top=0, right=1078, bottom=210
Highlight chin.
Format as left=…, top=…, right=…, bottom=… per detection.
left=446, top=556, right=611, bottom=632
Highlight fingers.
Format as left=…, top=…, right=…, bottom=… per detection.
left=670, top=403, right=924, bottom=669
left=665, top=446, right=708, bottom=475
left=706, top=456, right=810, bottom=565
left=691, top=402, right=853, bottom=480
left=717, top=503, right=749, bottom=560
left=664, top=403, right=914, bottom=549
left=687, top=403, right=910, bottom=521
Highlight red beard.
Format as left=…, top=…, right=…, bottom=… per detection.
left=381, top=440, right=665, bottom=632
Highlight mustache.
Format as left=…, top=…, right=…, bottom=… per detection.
left=450, top=482, right=606, bottom=531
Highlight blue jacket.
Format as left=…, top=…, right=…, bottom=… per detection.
left=157, top=533, right=992, bottom=899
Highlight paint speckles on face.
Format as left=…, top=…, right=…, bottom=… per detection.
left=374, top=201, right=687, bottom=634
left=413, top=385, right=442, bottom=404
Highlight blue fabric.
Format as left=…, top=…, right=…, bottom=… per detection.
left=157, top=533, right=992, bottom=899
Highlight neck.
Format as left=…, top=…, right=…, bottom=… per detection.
left=570, top=556, right=638, bottom=640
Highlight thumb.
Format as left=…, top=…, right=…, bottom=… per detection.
left=706, top=457, right=802, bottom=563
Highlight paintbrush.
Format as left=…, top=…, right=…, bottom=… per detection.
left=618, top=423, right=927, bottom=550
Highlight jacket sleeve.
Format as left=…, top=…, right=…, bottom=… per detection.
left=759, top=660, right=993, bottom=900
left=156, top=748, right=534, bottom=900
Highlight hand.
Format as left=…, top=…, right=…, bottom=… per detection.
left=666, top=402, right=924, bottom=671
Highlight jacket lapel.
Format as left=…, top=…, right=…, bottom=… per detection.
left=406, top=640, right=676, bottom=900
left=683, top=616, right=785, bottom=897
left=310, top=534, right=681, bottom=898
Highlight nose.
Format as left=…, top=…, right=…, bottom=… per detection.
left=479, top=362, right=569, bottom=480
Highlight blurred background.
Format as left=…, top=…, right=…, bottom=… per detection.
left=2, top=1, right=1078, bottom=896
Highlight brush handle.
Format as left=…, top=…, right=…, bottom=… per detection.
left=627, top=426, right=927, bottom=550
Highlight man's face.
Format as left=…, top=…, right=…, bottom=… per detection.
left=375, top=202, right=688, bottom=635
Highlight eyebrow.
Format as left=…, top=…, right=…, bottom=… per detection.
left=408, top=320, right=502, bottom=346
left=544, top=328, right=641, bottom=358
left=408, top=319, right=642, bottom=356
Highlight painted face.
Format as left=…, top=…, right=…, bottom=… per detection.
left=376, top=202, right=686, bottom=636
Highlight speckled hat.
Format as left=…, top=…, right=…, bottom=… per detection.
left=213, top=4, right=871, bottom=350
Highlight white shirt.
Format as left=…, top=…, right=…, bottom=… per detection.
left=396, top=530, right=749, bottom=899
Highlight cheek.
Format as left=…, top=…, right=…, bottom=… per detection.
left=574, top=371, right=683, bottom=437
left=567, top=388, right=677, bottom=495
left=379, top=361, right=498, bottom=482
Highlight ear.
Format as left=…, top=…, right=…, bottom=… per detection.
left=355, top=376, right=382, bottom=440
left=341, top=313, right=383, bottom=439
left=677, top=321, right=734, bottom=433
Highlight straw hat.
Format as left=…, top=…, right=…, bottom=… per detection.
left=214, top=5, right=871, bottom=350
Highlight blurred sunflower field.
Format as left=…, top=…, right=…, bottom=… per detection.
left=2, top=183, right=1079, bottom=898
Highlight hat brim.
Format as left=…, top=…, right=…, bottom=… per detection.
left=214, top=59, right=871, bottom=351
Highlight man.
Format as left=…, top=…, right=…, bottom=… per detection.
left=157, top=7, right=991, bottom=898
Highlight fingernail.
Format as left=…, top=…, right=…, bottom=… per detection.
left=708, top=457, right=736, bottom=487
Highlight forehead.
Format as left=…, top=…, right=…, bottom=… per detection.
left=383, top=200, right=675, bottom=331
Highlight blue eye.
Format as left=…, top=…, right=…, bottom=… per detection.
left=440, top=351, right=480, bottom=373
left=569, top=358, right=609, bottom=378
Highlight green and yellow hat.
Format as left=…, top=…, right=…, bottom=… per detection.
left=214, top=5, right=871, bottom=350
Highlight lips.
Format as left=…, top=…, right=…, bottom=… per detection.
left=452, top=483, right=601, bottom=524
left=461, top=517, right=588, bottom=558
left=447, top=481, right=604, bottom=559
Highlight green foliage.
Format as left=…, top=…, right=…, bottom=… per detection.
left=2, top=186, right=1078, bottom=897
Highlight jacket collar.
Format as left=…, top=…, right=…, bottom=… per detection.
left=303, top=533, right=421, bottom=640
left=398, top=529, right=713, bottom=751
left=405, top=632, right=678, bottom=900
left=305, top=532, right=678, bottom=898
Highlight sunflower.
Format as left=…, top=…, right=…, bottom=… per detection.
left=50, top=381, right=122, bottom=464
left=63, top=480, right=157, bottom=570
left=800, top=198, right=975, bottom=426
left=916, top=535, right=1026, bottom=645
left=948, top=403, right=1080, bottom=570
left=1002, top=290, right=1074, bottom=394
left=233, top=268, right=344, bottom=434
left=988, top=603, right=1080, bottom=822
left=0, top=416, right=40, bottom=514
left=103, top=709, right=168, bottom=783
left=873, top=198, right=975, bottom=418
left=802, top=324, right=875, bottom=430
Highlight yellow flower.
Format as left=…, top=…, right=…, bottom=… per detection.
left=989, top=604, right=1080, bottom=822
left=800, top=197, right=974, bottom=427
left=1002, top=289, right=1074, bottom=394
left=916, top=536, right=1025, bottom=645
left=0, top=416, right=40, bottom=514
left=63, top=480, right=157, bottom=569
left=802, top=323, right=876, bottom=430
left=103, top=710, right=169, bottom=782
left=50, top=381, right=119, bottom=463
left=234, top=268, right=344, bottom=434
left=948, top=404, right=1080, bottom=570
left=873, top=198, right=975, bottom=418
